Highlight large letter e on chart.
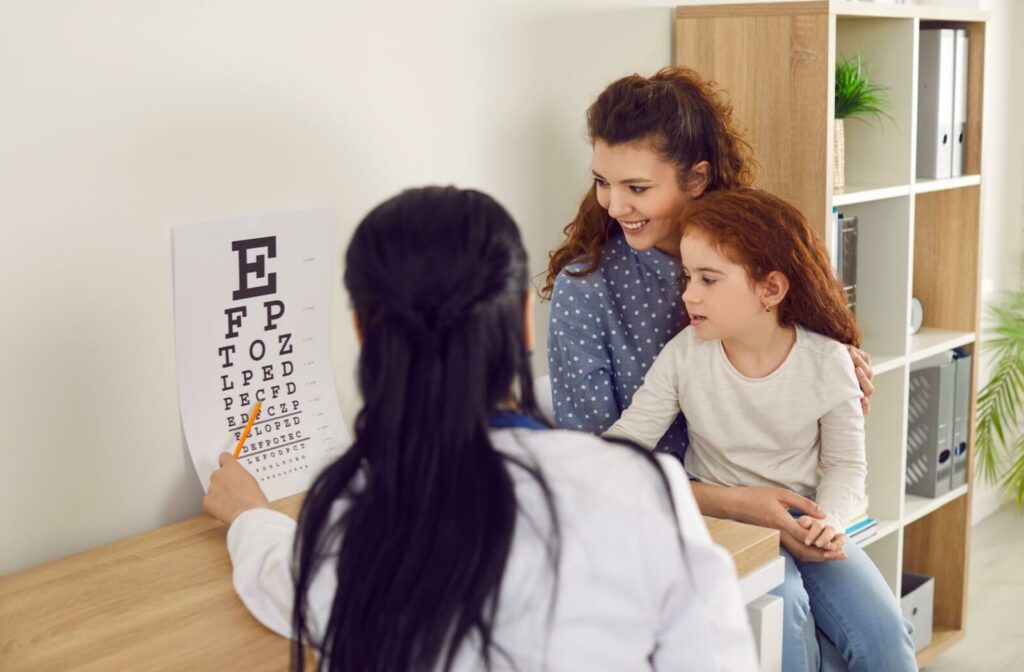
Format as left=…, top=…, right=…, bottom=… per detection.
left=232, top=236, right=277, bottom=300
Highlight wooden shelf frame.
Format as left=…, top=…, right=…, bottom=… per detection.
left=675, top=2, right=987, bottom=664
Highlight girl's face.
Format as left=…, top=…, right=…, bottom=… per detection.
left=591, top=139, right=691, bottom=256
left=680, top=231, right=766, bottom=341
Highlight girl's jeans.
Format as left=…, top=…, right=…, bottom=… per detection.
left=770, top=540, right=918, bottom=672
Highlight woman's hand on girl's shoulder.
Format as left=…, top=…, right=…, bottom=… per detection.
left=203, top=452, right=270, bottom=526
left=847, top=345, right=875, bottom=415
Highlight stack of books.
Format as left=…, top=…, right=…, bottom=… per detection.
left=844, top=495, right=877, bottom=546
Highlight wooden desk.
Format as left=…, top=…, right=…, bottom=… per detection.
left=704, top=515, right=778, bottom=579
left=0, top=499, right=778, bottom=671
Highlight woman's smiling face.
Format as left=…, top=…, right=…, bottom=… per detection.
left=591, top=139, right=692, bottom=256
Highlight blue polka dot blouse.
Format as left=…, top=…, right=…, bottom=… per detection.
left=547, top=229, right=690, bottom=461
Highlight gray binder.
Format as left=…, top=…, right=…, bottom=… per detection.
left=917, top=29, right=956, bottom=179
left=951, top=29, right=969, bottom=177
left=837, top=214, right=858, bottom=311
left=907, top=358, right=956, bottom=498
left=951, top=354, right=972, bottom=488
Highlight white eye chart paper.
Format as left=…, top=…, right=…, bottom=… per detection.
left=172, top=209, right=349, bottom=501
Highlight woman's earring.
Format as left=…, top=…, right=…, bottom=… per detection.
left=764, top=304, right=771, bottom=313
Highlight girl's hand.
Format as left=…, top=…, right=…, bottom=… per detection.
left=797, top=515, right=842, bottom=549
left=780, top=529, right=848, bottom=562
left=203, top=452, right=270, bottom=525
left=848, top=345, right=875, bottom=415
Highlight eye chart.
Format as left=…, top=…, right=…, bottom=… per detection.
left=172, top=209, right=349, bottom=501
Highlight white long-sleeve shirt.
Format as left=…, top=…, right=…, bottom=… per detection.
left=606, top=325, right=866, bottom=532
left=227, top=427, right=758, bottom=671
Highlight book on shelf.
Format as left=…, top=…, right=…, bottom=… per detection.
left=843, top=495, right=875, bottom=544
left=829, top=209, right=858, bottom=312
left=846, top=516, right=878, bottom=545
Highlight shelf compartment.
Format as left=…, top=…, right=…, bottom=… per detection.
left=903, top=484, right=968, bottom=526
left=920, top=20, right=986, bottom=175
left=833, top=182, right=911, bottom=207
left=863, top=527, right=902, bottom=597
left=837, top=196, right=912, bottom=358
left=913, top=186, right=982, bottom=332
left=913, top=174, right=981, bottom=194
left=835, top=16, right=915, bottom=192
left=903, top=494, right=970, bottom=662
left=864, top=366, right=908, bottom=524
left=908, top=328, right=975, bottom=364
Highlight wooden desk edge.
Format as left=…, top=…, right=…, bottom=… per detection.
left=703, top=515, right=780, bottom=579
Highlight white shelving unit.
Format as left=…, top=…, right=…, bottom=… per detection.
left=677, top=3, right=987, bottom=665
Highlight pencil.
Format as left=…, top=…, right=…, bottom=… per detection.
left=232, top=401, right=262, bottom=459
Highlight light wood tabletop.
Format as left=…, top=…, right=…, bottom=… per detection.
left=0, top=496, right=777, bottom=671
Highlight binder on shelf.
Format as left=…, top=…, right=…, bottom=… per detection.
left=907, top=352, right=956, bottom=498
left=828, top=207, right=840, bottom=274
left=951, top=29, right=969, bottom=177
left=951, top=352, right=972, bottom=488
left=836, top=213, right=858, bottom=311
left=917, top=29, right=956, bottom=179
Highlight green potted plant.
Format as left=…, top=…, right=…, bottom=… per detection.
left=975, top=290, right=1024, bottom=506
left=834, top=52, right=891, bottom=190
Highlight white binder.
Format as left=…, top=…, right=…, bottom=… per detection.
left=951, top=29, right=969, bottom=177
left=917, top=29, right=955, bottom=179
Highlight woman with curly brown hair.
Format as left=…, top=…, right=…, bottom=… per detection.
left=544, top=66, right=876, bottom=535
left=603, top=188, right=916, bottom=672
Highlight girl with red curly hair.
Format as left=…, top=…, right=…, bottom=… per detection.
left=605, top=189, right=916, bottom=672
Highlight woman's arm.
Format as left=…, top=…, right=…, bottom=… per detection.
left=204, top=453, right=299, bottom=638
left=547, top=278, right=621, bottom=433
left=690, top=482, right=844, bottom=561
left=603, top=340, right=684, bottom=450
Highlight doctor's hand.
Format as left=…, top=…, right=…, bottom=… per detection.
left=204, top=452, right=270, bottom=525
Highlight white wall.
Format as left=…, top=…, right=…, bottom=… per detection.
left=0, top=0, right=677, bottom=575
left=972, top=0, right=1024, bottom=524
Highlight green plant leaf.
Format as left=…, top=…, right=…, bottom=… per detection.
left=975, top=291, right=1024, bottom=508
left=835, top=52, right=892, bottom=124
left=1000, top=432, right=1024, bottom=507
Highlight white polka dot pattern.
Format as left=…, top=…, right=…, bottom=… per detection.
left=547, top=232, right=689, bottom=460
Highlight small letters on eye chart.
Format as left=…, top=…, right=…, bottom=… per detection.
left=173, top=210, right=349, bottom=501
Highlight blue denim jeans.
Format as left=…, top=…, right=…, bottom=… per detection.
left=770, top=541, right=918, bottom=672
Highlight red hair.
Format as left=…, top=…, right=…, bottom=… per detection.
left=541, top=66, right=756, bottom=299
left=680, top=189, right=861, bottom=347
